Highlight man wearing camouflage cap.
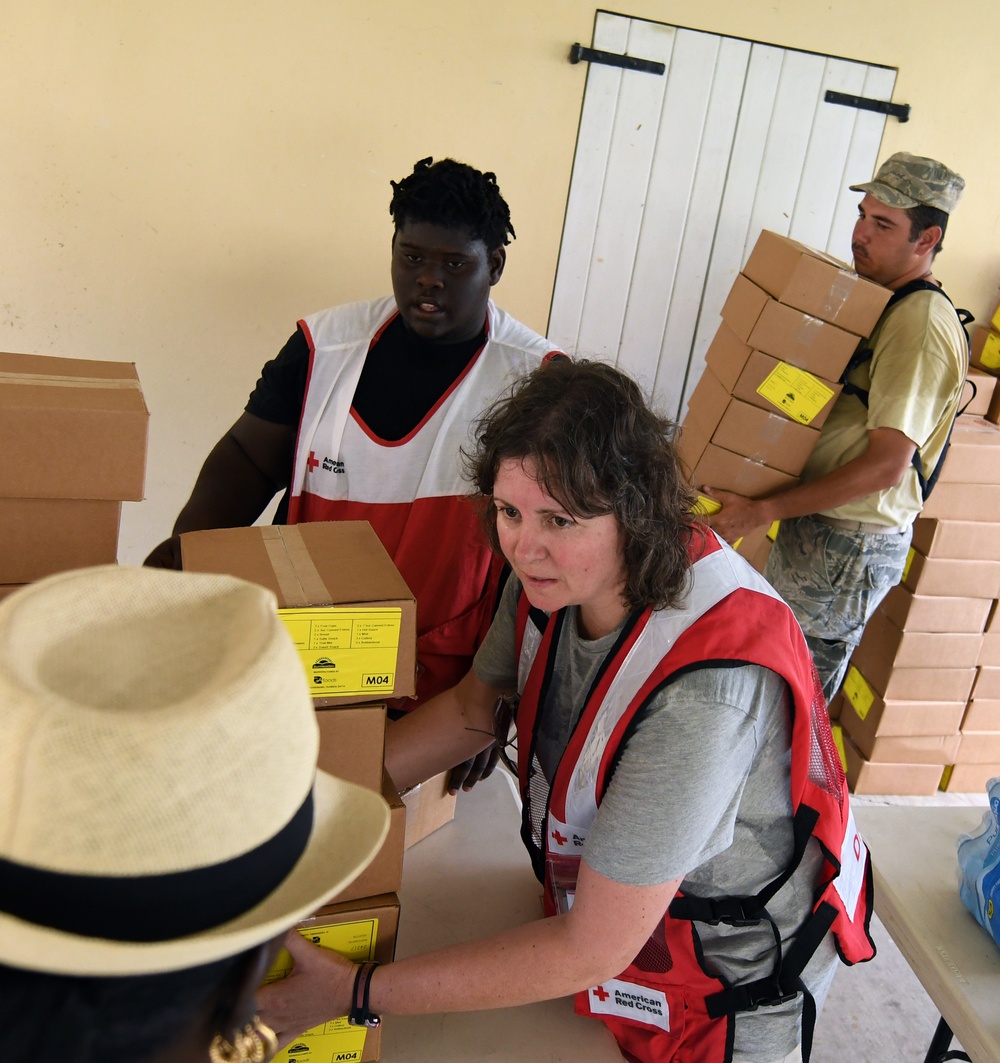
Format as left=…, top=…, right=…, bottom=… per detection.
left=707, top=152, right=968, bottom=701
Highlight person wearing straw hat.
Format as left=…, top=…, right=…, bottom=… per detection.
left=258, top=360, right=874, bottom=1063
left=704, top=152, right=968, bottom=701
left=0, top=565, right=390, bottom=1063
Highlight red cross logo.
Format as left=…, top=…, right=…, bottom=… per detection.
left=551, top=829, right=567, bottom=846
left=306, top=452, right=319, bottom=472
left=593, top=985, right=610, bottom=1002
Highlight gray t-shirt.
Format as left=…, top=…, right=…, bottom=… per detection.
left=475, top=576, right=839, bottom=1062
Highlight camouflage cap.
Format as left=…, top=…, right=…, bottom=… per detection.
left=850, top=152, right=965, bottom=213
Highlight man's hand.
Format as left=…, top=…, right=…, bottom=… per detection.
left=700, top=486, right=768, bottom=545
left=447, top=741, right=500, bottom=795
left=257, top=929, right=357, bottom=1049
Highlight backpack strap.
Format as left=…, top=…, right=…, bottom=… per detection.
left=838, top=280, right=973, bottom=501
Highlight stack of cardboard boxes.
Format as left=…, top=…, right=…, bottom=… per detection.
left=836, top=414, right=1000, bottom=795
left=0, top=351, right=148, bottom=598
left=678, top=231, right=891, bottom=569
left=182, top=519, right=455, bottom=1063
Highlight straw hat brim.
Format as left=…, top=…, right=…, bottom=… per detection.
left=0, top=769, right=391, bottom=977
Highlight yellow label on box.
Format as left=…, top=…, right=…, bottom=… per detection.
left=693, top=494, right=722, bottom=516
left=279, top=607, right=401, bottom=697
left=756, top=364, right=834, bottom=425
left=982, top=329, right=1000, bottom=370
left=831, top=724, right=847, bottom=773
left=766, top=521, right=781, bottom=541
left=842, top=666, right=875, bottom=721
left=939, top=764, right=953, bottom=791
left=264, top=920, right=380, bottom=1063
left=902, top=547, right=915, bottom=583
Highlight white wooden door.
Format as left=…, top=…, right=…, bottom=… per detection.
left=549, top=13, right=897, bottom=419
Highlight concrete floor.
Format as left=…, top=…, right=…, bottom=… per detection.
left=810, top=791, right=989, bottom=1063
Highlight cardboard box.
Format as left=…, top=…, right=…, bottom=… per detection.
left=989, top=383, right=1000, bottom=427
left=691, top=443, right=798, bottom=498
left=879, top=584, right=990, bottom=634
left=986, top=601, right=1000, bottom=634
left=704, top=323, right=754, bottom=392
left=719, top=274, right=772, bottom=344
left=676, top=416, right=712, bottom=481
left=971, top=325, right=1000, bottom=374
left=402, top=770, right=458, bottom=848
left=721, top=276, right=860, bottom=380
left=335, top=771, right=406, bottom=905
left=316, top=703, right=386, bottom=794
left=903, top=548, right=1000, bottom=600
left=955, top=731, right=1000, bottom=764
left=842, top=731, right=943, bottom=796
left=842, top=727, right=961, bottom=765
left=0, top=351, right=148, bottom=501
left=265, top=892, right=400, bottom=1063
left=684, top=366, right=733, bottom=437
left=920, top=482, right=1000, bottom=522
left=746, top=302, right=859, bottom=381
left=911, top=517, right=1000, bottom=562
left=181, top=522, right=416, bottom=705
left=730, top=349, right=843, bottom=428
left=961, top=699, right=1000, bottom=732
left=855, top=609, right=983, bottom=670
left=978, top=633, right=1000, bottom=667
left=0, top=498, right=121, bottom=583
left=711, top=398, right=819, bottom=477
left=972, top=667, right=1000, bottom=701
left=742, top=230, right=891, bottom=336
left=940, top=762, right=1000, bottom=793
left=841, top=665, right=966, bottom=738
left=848, top=641, right=976, bottom=703
left=936, top=415, right=1000, bottom=484
left=685, top=368, right=820, bottom=476
left=826, top=690, right=844, bottom=722
left=961, top=370, right=997, bottom=417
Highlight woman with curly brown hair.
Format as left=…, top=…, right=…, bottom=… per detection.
left=261, top=359, right=874, bottom=1063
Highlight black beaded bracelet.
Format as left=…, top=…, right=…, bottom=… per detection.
left=348, top=960, right=381, bottom=1028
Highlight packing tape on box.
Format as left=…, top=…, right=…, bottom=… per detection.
left=793, top=313, right=826, bottom=348
left=0, top=371, right=142, bottom=390
left=821, top=270, right=855, bottom=318
left=261, top=526, right=332, bottom=607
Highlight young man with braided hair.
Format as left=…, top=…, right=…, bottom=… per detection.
left=146, top=159, right=560, bottom=787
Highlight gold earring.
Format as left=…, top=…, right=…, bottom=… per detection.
left=209, top=1016, right=278, bottom=1063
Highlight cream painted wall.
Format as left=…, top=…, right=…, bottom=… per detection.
left=2, top=1, right=998, bottom=563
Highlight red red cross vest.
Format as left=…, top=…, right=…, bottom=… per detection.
left=514, top=530, right=874, bottom=1063
left=287, top=296, right=557, bottom=705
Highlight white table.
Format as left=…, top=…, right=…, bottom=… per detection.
left=855, top=805, right=1000, bottom=1063
left=381, top=771, right=623, bottom=1061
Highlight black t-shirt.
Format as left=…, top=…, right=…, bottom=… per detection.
left=245, top=314, right=487, bottom=442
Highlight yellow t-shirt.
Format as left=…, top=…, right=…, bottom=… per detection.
left=801, top=288, right=966, bottom=527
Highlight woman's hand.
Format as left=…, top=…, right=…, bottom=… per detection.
left=256, top=929, right=358, bottom=1049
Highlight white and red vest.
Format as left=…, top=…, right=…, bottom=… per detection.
left=288, top=296, right=557, bottom=705
left=514, top=530, right=874, bottom=1063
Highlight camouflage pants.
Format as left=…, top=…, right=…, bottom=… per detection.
left=764, top=515, right=911, bottom=702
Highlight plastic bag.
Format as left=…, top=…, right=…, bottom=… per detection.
left=957, top=775, right=1000, bottom=948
